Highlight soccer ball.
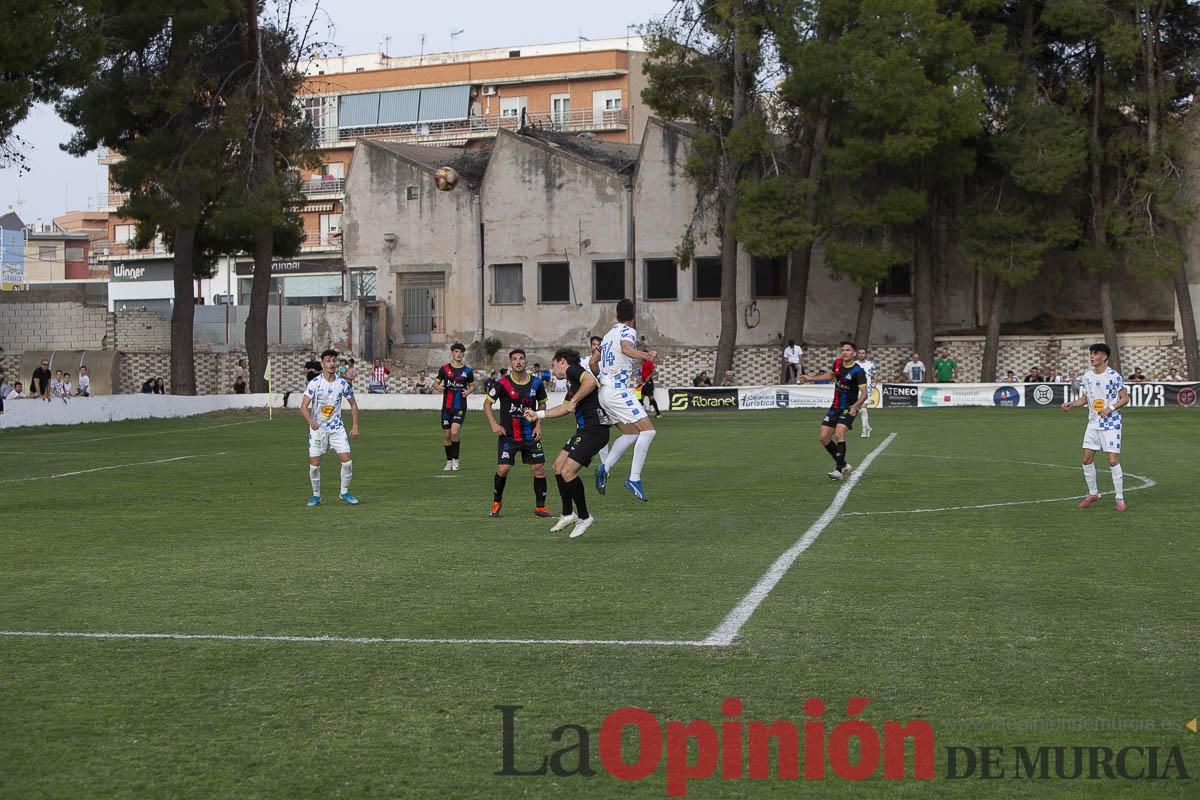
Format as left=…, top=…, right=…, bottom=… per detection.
left=433, top=166, right=459, bottom=192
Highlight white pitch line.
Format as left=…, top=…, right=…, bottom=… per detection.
left=67, top=419, right=263, bottom=444
left=840, top=455, right=1155, bottom=516
left=0, top=630, right=710, bottom=647
left=703, top=432, right=897, bottom=647
left=0, top=453, right=224, bottom=484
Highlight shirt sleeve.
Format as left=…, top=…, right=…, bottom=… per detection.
left=465, top=367, right=474, bottom=384
left=620, top=327, right=637, bottom=345
left=487, top=381, right=500, bottom=400
left=342, top=378, right=354, bottom=398
left=303, top=379, right=316, bottom=400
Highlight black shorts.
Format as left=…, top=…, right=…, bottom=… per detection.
left=821, top=408, right=856, bottom=430
left=497, top=436, right=545, bottom=465
left=561, top=426, right=610, bottom=468
left=441, top=408, right=466, bottom=429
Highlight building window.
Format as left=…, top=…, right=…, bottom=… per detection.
left=593, top=260, right=625, bottom=302
left=500, top=96, right=527, bottom=120
left=321, top=162, right=345, bottom=179
left=593, top=89, right=622, bottom=111
left=319, top=213, right=342, bottom=245
left=38, top=245, right=57, bottom=262
left=694, top=256, right=722, bottom=299
left=406, top=186, right=418, bottom=200
left=644, top=258, right=677, bottom=301
left=66, top=247, right=85, bottom=261
left=114, top=224, right=135, bottom=245
left=550, top=93, right=571, bottom=126
left=492, top=263, right=523, bottom=304
left=752, top=255, right=788, bottom=298
left=877, top=263, right=912, bottom=296
left=538, top=262, right=571, bottom=304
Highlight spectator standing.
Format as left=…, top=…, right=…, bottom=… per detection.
left=721, top=370, right=736, bottom=386
left=368, top=358, right=390, bottom=394
left=76, top=366, right=91, bottom=397
left=345, top=358, right=358, bottom=382
left=304, top=352, right=321, bottom=385
left=902, top=353, right=927, bottom=383
left=1023, top=366, right=1043, bottom=382
left=8, top=381, right=24, bottom=398
left=782, top=340, right=803, bottom=383
left=141, top=377, right=155, bottom=393
left=153, top=377, right=166, bottom=394
left=414, top=369, right=434, bottom=394
left=31, top=359, right=52, bottom=401
left=61, top=372, right=74, bottom=399
left=1048, top=368, right=1064, bottom=383
left=1000, top=369, right=1018, bottom=382
left=933, top=349, right=958, bottom=383
left=0, top=374, right=10, bottom=399
left=693, top=371, right=712, bottom=387
left=1163, top=365, right=1185, bottom=381
left=1127, top=367, right=1148, bottom=382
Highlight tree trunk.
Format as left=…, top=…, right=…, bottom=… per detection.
left=913, top=212, right=935, bottom=371
left=1099, top=275, right=1119, bottom=373
left=170, top=225, right=197, bottom=395
left=1089, top=46, right=1120, bottom=371
left=981, top=275, right=1007, bottom=382
left=854, top=284, right=875, bottom=349
left=783, top=94, right=830, bottom=345
left=714, top=15, right=751, bottom=379
left=245, top=225, right=274, bottom=391
left=1174, top=262, right=1200, bottom=379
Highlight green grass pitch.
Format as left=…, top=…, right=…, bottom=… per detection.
left=1, top=406, right=1197, bottom=798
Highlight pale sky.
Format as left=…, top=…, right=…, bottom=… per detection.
left=0, top=0, right=677, bottom=224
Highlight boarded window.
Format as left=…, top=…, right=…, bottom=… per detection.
left=539, top=262, right=570, bottom=303
left=694, top=256, right=722, bottom=299
left=644, top=258, right=677, bottom=300
left=878, top=263, right=912, bottom=296
left=752, top=255, right=788, bottom=298
left=593, top=260, right=625, bottom=302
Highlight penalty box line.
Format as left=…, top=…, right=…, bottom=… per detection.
left=703, top=432, right=898, bottom=647
left=1, top=435, right=896, bottom=650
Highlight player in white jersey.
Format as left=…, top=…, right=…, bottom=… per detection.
left=1061, top=342, right=1129, bottom=511
left=300, top=348, right=361, bottom=507
left=591, top=298, right=658, bottom=501
left=856, top=347, right=876, bottom=438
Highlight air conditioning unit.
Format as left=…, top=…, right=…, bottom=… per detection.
left=481, top=85, right=497, bottom=96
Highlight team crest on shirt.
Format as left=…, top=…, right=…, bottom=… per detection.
left=1091, top=398, right=1106, bottom=412
left=320, top=404, right=335, bottom=418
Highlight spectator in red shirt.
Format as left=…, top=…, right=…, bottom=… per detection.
left=368, top=358, right=390, bottom=394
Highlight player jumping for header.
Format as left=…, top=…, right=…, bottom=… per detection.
left=591, top=299, right=658, bottom=501
left=300, top=348, right=360, bottom=506
left=1061, top=342, right=1130, bottom=511
left=799, top=341, right=868, bottom=480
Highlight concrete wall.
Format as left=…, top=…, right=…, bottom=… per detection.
left=0, top=301, right=110, bottom=351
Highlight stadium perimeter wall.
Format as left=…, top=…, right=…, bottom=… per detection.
left=0, top=294, right=1187, bottom=393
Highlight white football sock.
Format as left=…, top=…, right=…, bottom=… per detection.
left=860, top=408, right=869, bottom=429
left=603, top=433, right=638, bottom=473
left=1110, top=464, right=1124, bottom=501
left=597, top=444, right=610, bottom=464
left=340, top=460, right=353, bottom=494
left=1082, top=463, right=1098, bottom=496
left=309, top=464, right=321, bottom=496
left=629, top=429, right=657, bottom=482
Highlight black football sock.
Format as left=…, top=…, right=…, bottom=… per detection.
left=570, top=478, right=589, bottom=520
left=835, top=442, right=847, bottom=470
left=450, top=441, right=461, bottom=460
left=556, top=474, right=573, bottom=515
left=824, top=440, right=839, bottom=462
left=534, top=476, right=548, bottom=507
left=445, top=445, right=454, bottom=460
left=493, top=473, right=508, bottom=502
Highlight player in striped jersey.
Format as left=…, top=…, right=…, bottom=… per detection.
left=1061, top=342, right=1130, bottom=511
left=591, top=299, right=658, bottom=502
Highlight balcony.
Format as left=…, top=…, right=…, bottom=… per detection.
left=299, top=176, right=346, bottom=196
left=95, top=192, right=130, bottom=211
left=93, top=239, right=168, bottom=259
left=316, top=107, right=630, bottom=147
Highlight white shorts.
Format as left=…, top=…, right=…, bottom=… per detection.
left=599, top=385, right=649, bottom=426
left=1082, top=426, right=1121, bottom=454
left=308, top=427, right=351, bottom=457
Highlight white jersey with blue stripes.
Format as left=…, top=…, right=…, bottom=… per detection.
left=598, top=323, right=638, bottom=389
